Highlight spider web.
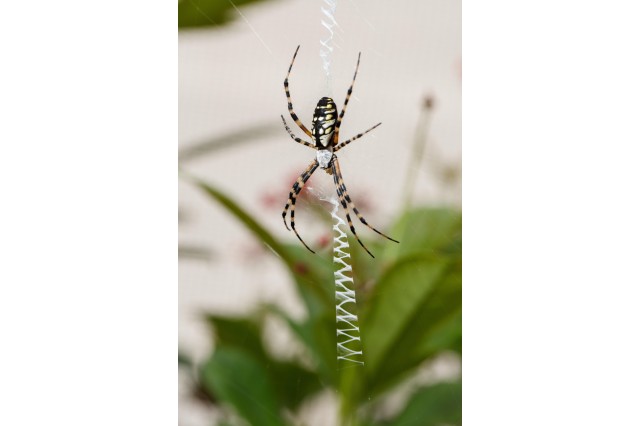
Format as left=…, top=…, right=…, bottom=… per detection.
left=318, top=0, right=365, bottom=366
left=327, top=194, right=364, bottom=365
left=320, top=0, right=338, bottom=91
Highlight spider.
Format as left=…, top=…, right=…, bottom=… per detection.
left=280, top=45, right=399, bottom=258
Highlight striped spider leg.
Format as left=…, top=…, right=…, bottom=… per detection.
left=284, top=45, right=312, bottom=138
left=331, top=156, right=399, bottom=258
left=280, top=45, right=399, bottom=257
left=281, top=158, right=319, bottom=253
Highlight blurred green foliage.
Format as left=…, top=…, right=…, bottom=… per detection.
left=180, top=177, right=461, bottom=425
left=178, top=0, right=275, bottom=29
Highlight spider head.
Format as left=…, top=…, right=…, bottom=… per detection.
left=311, top=97, right=337, bottom=149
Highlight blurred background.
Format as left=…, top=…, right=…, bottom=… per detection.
left=179, top=0, right=461, bottom=424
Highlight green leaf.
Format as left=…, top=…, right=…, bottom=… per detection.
left=408, top=269, right=462, bottom=358
left=384, top=208, right=461, bottom=261
left=280, top=243, right=335, bottom=318
left=205, top=315, right=266, bottom=359
left=178, top=0, right=274, bottom=29
left=362, top=255, right=449, bottom=373
left=362, top=255, right=462, bottom=394
left=179, top=122, right=281, bottom=162
left=178, top=350, right=193, bottom=369
left=191, top=179, right=333, bottom=316
left=378, top=262, right=461, bottom=388
left=417, top=309, right=462, bottom=356
left=189, top=178, right=340, bottom=381
left=270, top=360, right=323, bottom=410
left=201, top=347, right=286, bottom=426
left=385, top=381, right=461, bottom=426
left=193, top=179, right=293, bottom=265
left=268, top=306, right=338, bottom=387
left=206, top=313, right=322, bottom=410
left=178, top=244, right=213, bottom=261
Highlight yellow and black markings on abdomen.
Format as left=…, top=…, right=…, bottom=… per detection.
left=311, top=97, right=337, bottom=149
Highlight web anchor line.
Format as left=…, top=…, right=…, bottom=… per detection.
left=320, top=0, right=338, bottom=88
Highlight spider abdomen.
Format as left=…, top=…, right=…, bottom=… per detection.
left=311, top=97, right=337, bottom=149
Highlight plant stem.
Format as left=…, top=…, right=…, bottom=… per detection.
left=402, top=95, right=435, bottom=209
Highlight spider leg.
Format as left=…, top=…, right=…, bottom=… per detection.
left=281, top=115, right=315, bottom=149
left=331, top=157, right=375, bottom=258
left=282, top=159, right=318, bottom=230
left=333, top=52, right=361, bottom=145
left=281, top=159, right=319, bottom=253
left=334, top=122, right=382, bottom=152
left=284, top=45, right=313, bottom=138
left=333, top=157, right=400, bottom=245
